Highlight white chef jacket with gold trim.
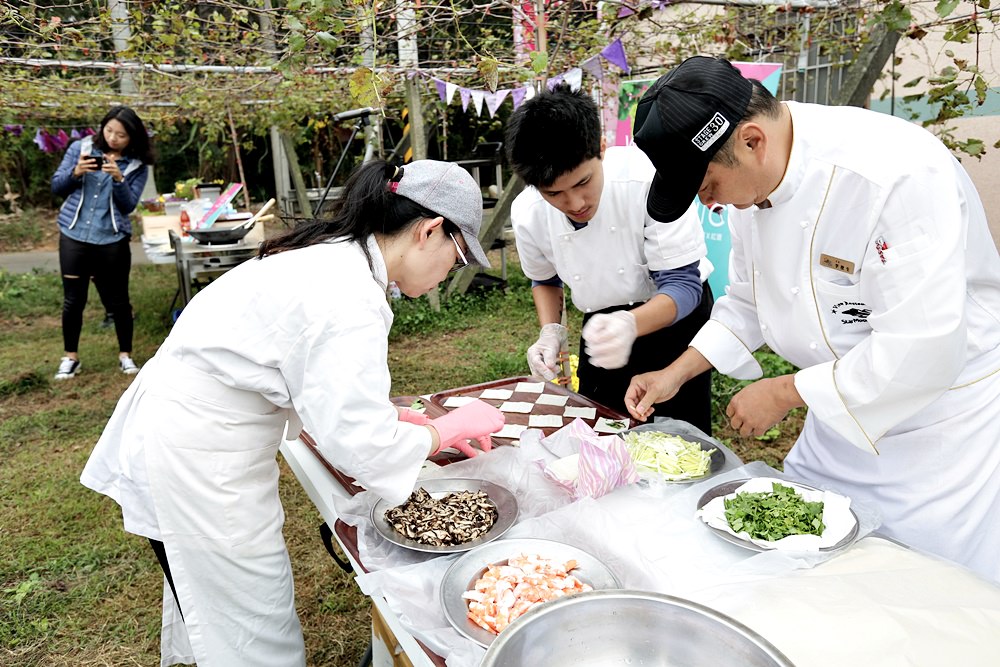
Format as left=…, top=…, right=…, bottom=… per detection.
left=512, top=145, right=710, bottom=314
left=690, top=101, right=1000, bottom=581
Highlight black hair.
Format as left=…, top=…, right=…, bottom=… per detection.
left=505, top=83, right=602, bottom=188
left=711, top=79, right=782, bottom=168
left=258, top=159, right=459, bottom=277
left=92, top=106, right=155, bottom=165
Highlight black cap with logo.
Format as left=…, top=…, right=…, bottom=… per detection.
left=633, top=56, right=753, bottom=222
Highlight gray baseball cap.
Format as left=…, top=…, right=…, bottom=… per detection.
left=392, top=160, right=491, bottom=267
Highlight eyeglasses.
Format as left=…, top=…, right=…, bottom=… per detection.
left=449, top=233, right=469, bottom=273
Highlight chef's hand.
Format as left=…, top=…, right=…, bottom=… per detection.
left=526, top=323, right=567, bottom=380
left=396, top=406, right=431, bottom=426
left=428, top=399, right=505, bottom=458
left=624, top=368, right=683, bottom=422
left=582, top=311, right=637, bottom=369
left=726, top=375, right=804, bottom=437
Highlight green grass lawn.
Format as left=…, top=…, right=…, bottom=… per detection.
left=0, top=252, right=798, bottom=666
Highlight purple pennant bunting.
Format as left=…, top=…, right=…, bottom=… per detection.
left=510, top=87, right=528, bottom=109
left=33, top=128, right=47, bottom=151
left=617, top=6, right=635, bottom=17
left=581, top=56, right=603, bottom=81
left=70, top=128, right=81, bottom=140
left=459, top=88, right=472, bottom=111
left=484, top=90, right=510, bottom=118
left=433, top=78, right=447, bottom=102
left=4, top=124, right=23, bottom=136
left=600, top=38, right=631, bottom=74
left=546, top=74, right=565, bottom=91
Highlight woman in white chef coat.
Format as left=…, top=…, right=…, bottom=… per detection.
left=505, top=84, right=715, bottom=432
left=80, top=159, right=506, bottom=666
left=625, top=56, right=1000, bottom=583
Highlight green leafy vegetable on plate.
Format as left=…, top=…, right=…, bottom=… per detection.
left=623, top=431, right=715, bottom=481
left=724, top=482, right=825, bottom=541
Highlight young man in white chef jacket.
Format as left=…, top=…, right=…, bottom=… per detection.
left=625, top=56, right=1000, bottom=583
left=505, top=84, right=715, bottom=433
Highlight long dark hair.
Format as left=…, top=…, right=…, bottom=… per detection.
left=258, top=159, right=458, bottom=272
left=92, top=106, right=156, bottom=165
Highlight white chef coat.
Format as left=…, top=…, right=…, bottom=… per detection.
left=690, top=101, right=1000, bottom=582
left=81, top=236, right=433, bottom=665
left=511, top=145, right=710, bottom=314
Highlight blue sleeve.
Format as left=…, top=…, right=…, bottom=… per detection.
left=51, top=141, right=83, bottom=197
left=112, top=163, right=147, bottom=215
left=531, top=275, right=563, bottom=288
left=650, top=260, right=703, bottom=322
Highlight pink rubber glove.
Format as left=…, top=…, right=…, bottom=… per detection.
left=396, top=406, right=432, bottom=425
left=429, top=399, right=505, bottom=458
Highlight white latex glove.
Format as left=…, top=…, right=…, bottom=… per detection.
left=582, top=310, right=637, bottom=369
left=526, top=323, right=567, bottom=380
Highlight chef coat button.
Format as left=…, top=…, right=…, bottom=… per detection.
left=586, top=308, right=592, bottom=313
left=790, top=286, right=800, bottom=295
left=800, top=220, right=809, bottom=229
left=610, top=226, right=616, bottom=232
left=753, top=270, right=761, bottom=277
left=574, top=275, right=581, bottom=281
left=761, top=324, right=768, bottom=331
left=809, top=342, right=818, bottom=350
left=628, top=301, right=634, bottom=306
left=618, top=268, right=624, bottom=274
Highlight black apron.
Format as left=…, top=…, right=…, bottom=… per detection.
left=577, top=283, right=714, bottom=434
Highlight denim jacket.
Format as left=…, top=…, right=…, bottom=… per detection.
left=52, top=137, right=147, bottom=238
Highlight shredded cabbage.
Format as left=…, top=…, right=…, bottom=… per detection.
left=623, top=431, right=715, bottom=480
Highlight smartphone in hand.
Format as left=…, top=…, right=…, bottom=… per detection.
left=88, top=149, right=104, bottom=165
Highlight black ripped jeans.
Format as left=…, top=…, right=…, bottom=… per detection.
left=59, top=234, right=133, bottom=354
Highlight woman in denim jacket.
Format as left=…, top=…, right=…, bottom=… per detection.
left=51, top=106, right=154, bottom=379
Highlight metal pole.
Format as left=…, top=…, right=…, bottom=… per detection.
left=108, top=0, right=135, bottom=95
left=397, top=0, right=426, bottom=161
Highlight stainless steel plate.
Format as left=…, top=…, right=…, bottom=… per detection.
left=371, top=478, right=517, bottom=554
left=696, top=478, right=860, bottom=553
left=622, top=428, right=726, bottom=484
left=440, top=537, right=621, bottom=648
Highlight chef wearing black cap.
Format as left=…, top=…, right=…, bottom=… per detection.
left=625, top=55, right=1000, bottom=584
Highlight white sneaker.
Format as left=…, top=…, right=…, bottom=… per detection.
left=119, top=356, right=140, bottom=375
left=54, top=357, right=81, bottom=380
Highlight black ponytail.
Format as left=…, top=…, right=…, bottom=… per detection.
left=258, top=159, right=447, bottom=273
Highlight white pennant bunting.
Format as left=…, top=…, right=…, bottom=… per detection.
left=470, top=90, right=485, bottom=116
left=445, top=82, right=459, bottom=105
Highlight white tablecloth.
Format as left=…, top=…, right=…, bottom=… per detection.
left=285, top=419, right=1000, bottom=667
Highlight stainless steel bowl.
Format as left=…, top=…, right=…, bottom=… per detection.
left=479, top=589, right=795, bottom=667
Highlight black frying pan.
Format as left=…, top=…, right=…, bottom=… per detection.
left=188, top=222, right=255, bottom=245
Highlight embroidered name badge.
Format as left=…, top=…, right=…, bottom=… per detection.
left=832, top=301, right=871, bottom=324
left=819, top=253, right=855, bottom=274
left=692, top=112, right=730, bottom=152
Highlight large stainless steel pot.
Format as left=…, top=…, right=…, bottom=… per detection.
left=479, top=589, right=794, bottom=667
